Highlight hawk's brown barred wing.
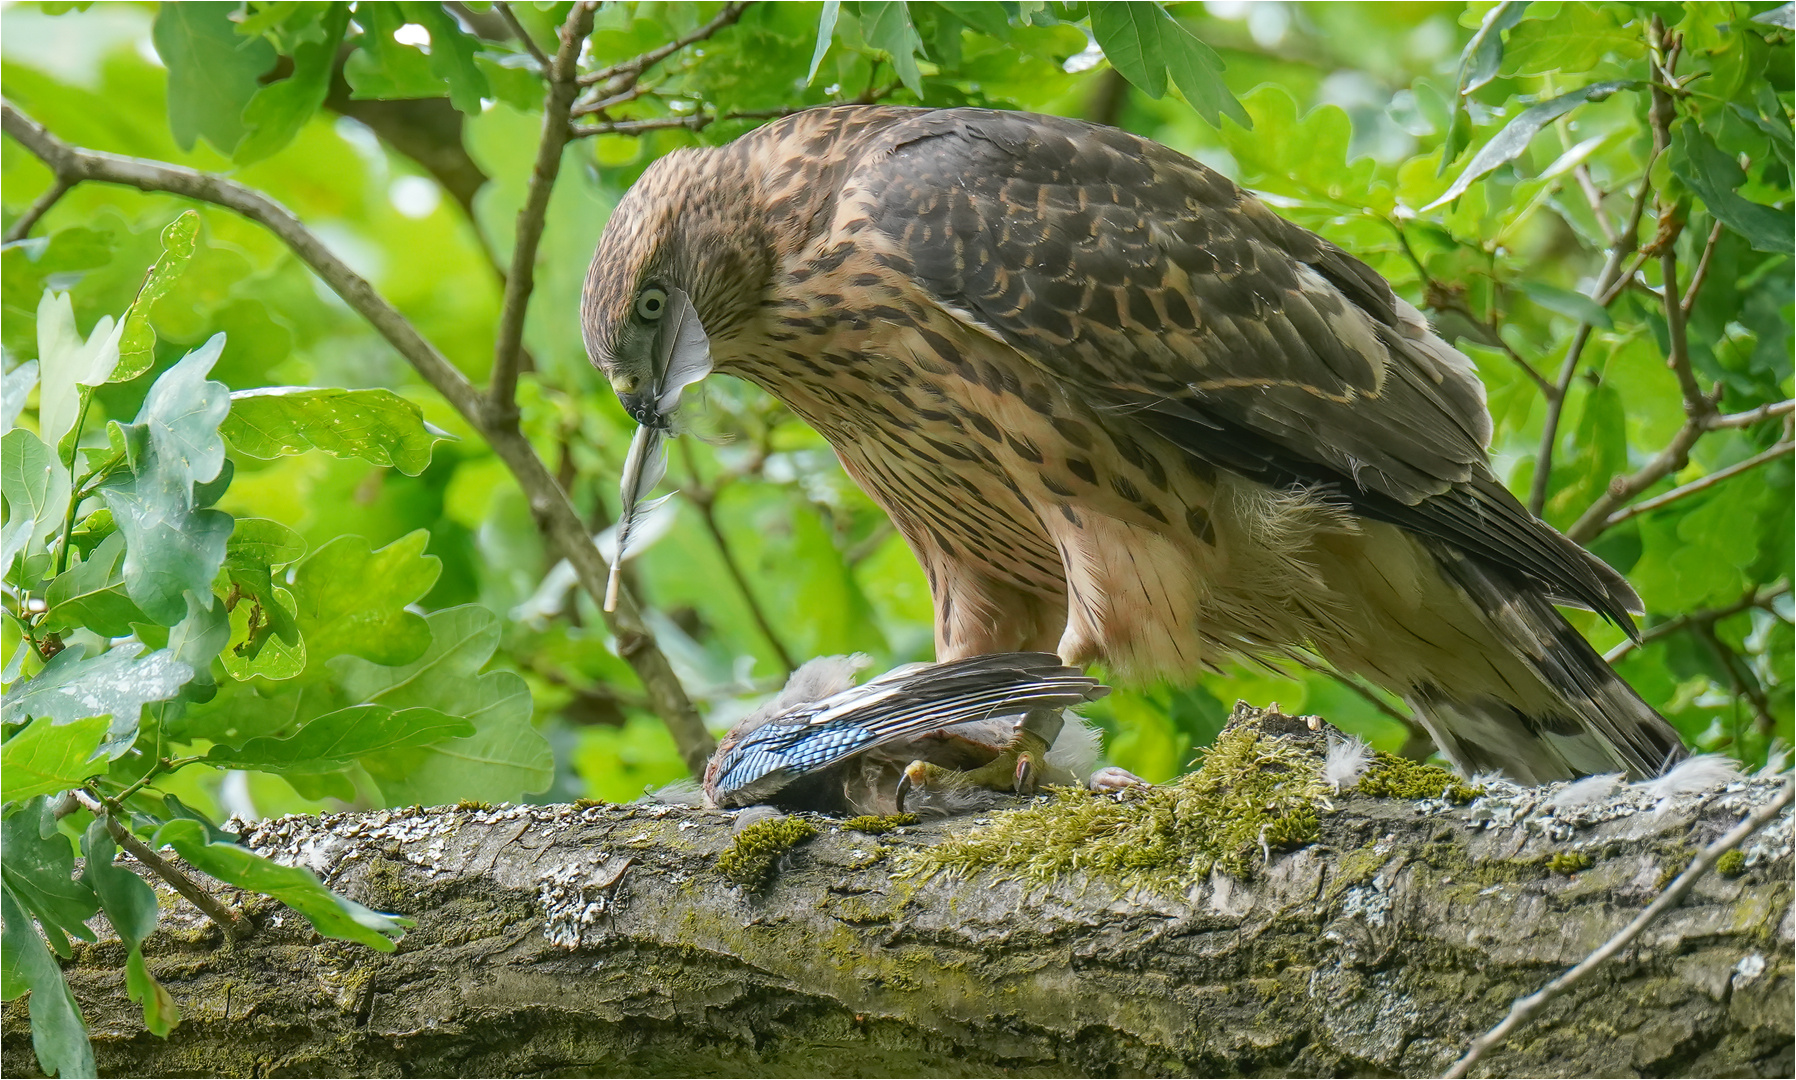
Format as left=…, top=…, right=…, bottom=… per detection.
left=856, top=109, right=1640, bottom=627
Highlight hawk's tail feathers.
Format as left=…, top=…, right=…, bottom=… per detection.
left=1414, top=545, right=1688, bottom=785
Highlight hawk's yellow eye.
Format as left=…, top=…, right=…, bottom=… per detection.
left=635, top=288, right=668, bottom=321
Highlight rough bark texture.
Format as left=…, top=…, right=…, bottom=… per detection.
left=5, top=719, right=1792, bottom=1079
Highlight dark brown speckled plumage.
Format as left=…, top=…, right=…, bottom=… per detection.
left=582, top=106, right=1684, bottom=784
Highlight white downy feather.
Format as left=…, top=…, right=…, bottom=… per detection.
left=1323, top=733, right=1372, bottom=793
left=1634, top=754, right=1742, bottom=799
left=1544, top=772, right=1624, bottom=810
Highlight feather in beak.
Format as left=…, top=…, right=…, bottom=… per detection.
left=605, top=287, right=713, bottom=611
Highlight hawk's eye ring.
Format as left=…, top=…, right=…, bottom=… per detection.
left=635, top=288, right=668, bottom=321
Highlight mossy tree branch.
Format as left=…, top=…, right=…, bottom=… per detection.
left=6, top=714, right=1789, bottom=1079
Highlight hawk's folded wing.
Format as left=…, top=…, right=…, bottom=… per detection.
left=858, top=109, right=1640, bottom=627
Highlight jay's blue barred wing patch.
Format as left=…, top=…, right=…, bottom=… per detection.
left=704, top=652, right=1107, bottom=808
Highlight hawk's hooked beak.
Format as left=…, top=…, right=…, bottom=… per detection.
left=616, top=390, right=658, bottom=427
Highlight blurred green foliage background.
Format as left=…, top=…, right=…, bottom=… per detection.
left=4, top=0, right=1791, bottom=825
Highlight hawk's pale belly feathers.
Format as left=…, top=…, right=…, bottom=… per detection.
left=582, top=105, right=1686, bottom=785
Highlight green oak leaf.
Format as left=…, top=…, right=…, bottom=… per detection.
left=42, top=530, right=150, bottom=638
left=0, top=886, right=95, bottom=1079
left=220, top=387, right=451, bottom=476
left=236, top=3, right=352, bottom=165
left=346, top=2, right=450, bottom=99
left=0, top=715, right=110, bottom=804
left=1, top=428, right=69, bottom=576
left=288, top=531, right=438, bottom=675
left=0, top=644, right=193, bottom=758
left=397, top=1, right=490, bottom=114
left=152, top=1, right=276, bottom=154
left=151, top=818, right=412, bottom=951
left=204, top=703, right=473, bottom=772
left=1091, top=1, right=1166, bottom=98
left=1672, top=123, right=1795, bottom=256
left=101, top=336, right=233, bottom=625
left=858, top=1, right=926, bottom=95
left=112, top=212, right=200, bottom=384
left=337, top=605, right=552, bottom=805
left=0, top=799, right=99, bottom=958
left=34, top=288, right=123, bottom=465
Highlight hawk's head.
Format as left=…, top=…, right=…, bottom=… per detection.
left=581, top=145, right=773, bottom=426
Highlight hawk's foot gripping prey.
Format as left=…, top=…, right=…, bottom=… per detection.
left=584, top=105, right=1690, bottom=787
left=701, top=653, right=1132, bottom=816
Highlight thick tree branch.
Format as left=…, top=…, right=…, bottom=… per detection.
left=486, top=1, right=597, bottom=426
left=1444, top=776, right=1795, bottom=1079
left=14, top=737, right=1791, bottom=1079
left=1, top=101, right=717, bottom=776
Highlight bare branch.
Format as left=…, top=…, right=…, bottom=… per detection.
left=1694, top=622, right=1778, bottom=735
left=495, top=2, right=553, bottom=73
left=1572, top=162, right=1615, bottom=245
left=1, top=101, right=717, bottom=776
left=74, top=790, right=251, bottom=941
left=3, top=173, right=70, bottom=243
left=680, top=444, right=796, bottom=677
left=1527, top=167, right=1656, bottom=515
left=569, top=107, right=801, bottom=140
left=1710, top=398, right=1796, bottom=428
left=1598, top=440, right=1793, bottom=532
left=1681, top=219, right=1725, bottom=316
left=1443, top=776, right=1796, bottom=1079
left=1604, top=582, right=1791, bottom=664
left=577, top=3, right=750, bottom=87
left=486, top=1, right=598, bottom=426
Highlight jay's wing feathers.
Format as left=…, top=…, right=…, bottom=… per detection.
left=705, top=652, right=1107, bottom=808
left=858, top=108, right=1640, bottom=628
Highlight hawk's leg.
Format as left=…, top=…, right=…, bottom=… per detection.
left=895, top=708, right=1065, bottom=812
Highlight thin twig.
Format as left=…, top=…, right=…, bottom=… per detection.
left=1572, top=162, right=1615, bottom=245
left=486, top=1, right=597, bottom=426
left=1528, top=162, right=1658, bottom=516
left=1599, top=441, right=1793, bottom=531
left=1681, top=219, right=1725, bottom=315
left=680, top=443, right=796, bottom=676
left=0, top=101, right=718, bottom=776
left=1565, top=45, right=1725, bottom=545
left=577, top=2, right=750, bottom=87
left=3, top=173, right=70, bottom=242
left=1443, top=776, right=1795, bottom=1079
left=569, top=107, right=801, bottom=140
left=74, top=790, right=251, bottom=942
left=1693, top=622, right=1777, bottom=735
left=1605, top=582, right=1791, bottom=664
left=1708, top=398, right=1795, bottom=429
left=495, top=2, right=553, bottom=72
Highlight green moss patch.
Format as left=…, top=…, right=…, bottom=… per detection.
left=1716, top=849, right=1747, bottom=878
left=841, top=813, right=918, bottom=834
left=717, top=817, right=819, bottom=889
left=902, top=725, right=1328, bottom=890
left=1547, top=851, right=1593, bottom=875
left=1357, top=751, right=1482, bottom=803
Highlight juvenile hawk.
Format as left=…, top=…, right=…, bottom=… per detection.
left=581, top=106, right=1685, bottom=785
